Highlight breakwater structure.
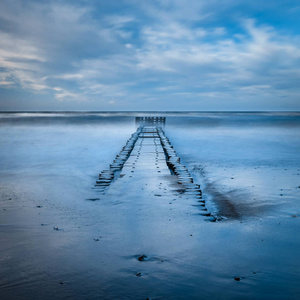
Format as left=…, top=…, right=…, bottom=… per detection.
left=95, top=117, right=222, bottom=222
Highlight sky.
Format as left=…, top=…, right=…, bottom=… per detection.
left=0, top=0, right=300, bottom=111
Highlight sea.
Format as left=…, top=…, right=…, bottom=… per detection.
left=0, top=112, right=300, bottom=299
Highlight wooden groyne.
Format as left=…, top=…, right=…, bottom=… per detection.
left=157, top=128, right=202, bottom=196
left=95, top=127, right=142, bottom=190
left=135, top=116, right=166, bottom=127
left=95, top=120, right=222, bottom=222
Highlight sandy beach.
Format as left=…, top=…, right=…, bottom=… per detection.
left=1, top=112, right=300, bottom=299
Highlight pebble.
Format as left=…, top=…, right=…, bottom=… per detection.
left=53, top=227, right=62, bottom=231
left=138, top=255, right=148, bottom=261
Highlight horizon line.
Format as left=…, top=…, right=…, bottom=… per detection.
left=1, top=110, right=300, bottom=113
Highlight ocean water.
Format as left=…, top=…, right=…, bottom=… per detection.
left=0, top=112, right=300, bottom=299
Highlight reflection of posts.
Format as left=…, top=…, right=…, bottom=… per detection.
left=135, top=116, right=166, bottom=127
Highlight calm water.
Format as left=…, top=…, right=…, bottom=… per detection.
left=0, top=112, right=300, bottom=299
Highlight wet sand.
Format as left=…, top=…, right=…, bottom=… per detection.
left=1, top=112, right=300, bottom=299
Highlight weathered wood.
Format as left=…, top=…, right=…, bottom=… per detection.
left=94, top=122, right=219, bottom=221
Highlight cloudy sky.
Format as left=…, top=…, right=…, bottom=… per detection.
left=0, top=0, right=300, bottom=111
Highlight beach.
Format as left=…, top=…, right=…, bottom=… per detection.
left=1, top=112, right=300, bottom=299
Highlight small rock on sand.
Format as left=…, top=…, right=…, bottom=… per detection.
left=53, top=227, right=63, bottom=231
left=86, top=198, right=100, bottom=201
left=138, top=255, right=148, bottom=261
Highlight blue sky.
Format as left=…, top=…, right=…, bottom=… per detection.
left=0, top=0, right=300, bottom=111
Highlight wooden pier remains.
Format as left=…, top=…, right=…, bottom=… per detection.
left=95, top=117, right=221, bottom=222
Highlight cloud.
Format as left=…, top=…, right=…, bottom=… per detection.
left=46, top=73, right=84, bottom=80
left=0, top=81, right=14, bottom=86
left=54, top=89, right=79, bottom=101
left=0, top=0, right=300, bottom=110
left=135, top=16, right=300, bottom=99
